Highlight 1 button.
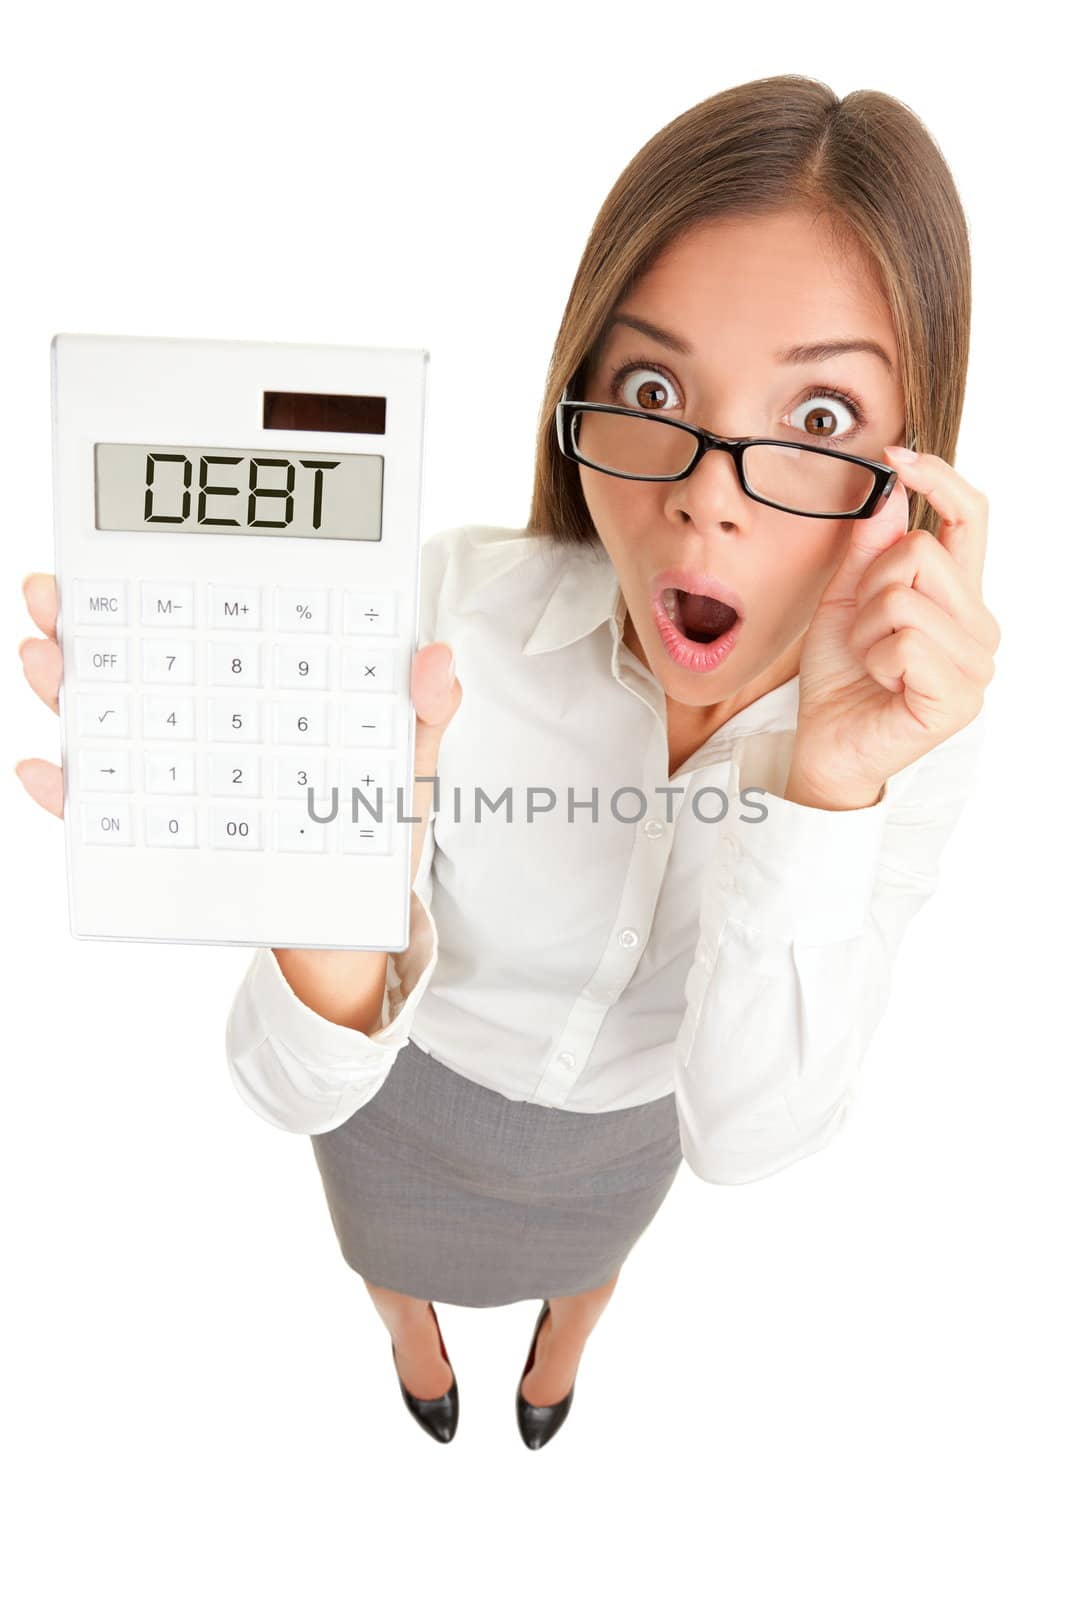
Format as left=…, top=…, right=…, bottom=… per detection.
left=618, top=927, right=640, bottom=949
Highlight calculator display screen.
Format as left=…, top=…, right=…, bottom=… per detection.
left=93, top=444, right=383, bottom=541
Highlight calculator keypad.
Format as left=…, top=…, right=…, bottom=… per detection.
left=69, top=579, right=406, bottom=853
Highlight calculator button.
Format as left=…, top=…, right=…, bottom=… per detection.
left=275, top=642, right=330, bottom=689
left=274, top=701, right=329, bottom=745
left=74, top=580, right=127, bottom=625
left=209, top=697, right=262, bottom=742
left=343, top=590, right=398, bottom=637
left=276, top=588, right=328, bottom=633
left=81, top=802, right=133, bottom=844
left=77, top=693, right=131, bottom=737
left=141, top=582, right=195, bottom=626
left=74, top=638, right=129, bottom=681
left=275, top=803, right=329, bottom=853
left=209, top=808, right=262, bottom=850
left=144, top=751, right=197, bottom=794
left=142, top=638, right=196, bottom=684
left=142, top=696, right=196, bottom=740
left=210, top=642, right=261, bottom=686
left=342, top=648, right=396, bottom=693
left=209, top=753, right=261, bottom=797
left=274, top=755, right=330, bottom=801
left=340, top=812, right=392, bottom=854
left=209, top=585, right=262, bottom=628
left=79, top=749, right=132, bottom=791
left=340, top=755, right=396, bottom=816
left=341, top=697, right=396, bottom=748
left=145, top=807, right=197, bottom=847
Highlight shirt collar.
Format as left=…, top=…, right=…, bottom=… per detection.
left=522, top=540, right=621, bottom=656
left=521, top=539, right=800, bottom=740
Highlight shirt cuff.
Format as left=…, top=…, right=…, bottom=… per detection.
left=248, top=879, right=438, bottom=1070
left=712, top=733, right=893, bottom=944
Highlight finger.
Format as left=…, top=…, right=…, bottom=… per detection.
left=852, top=529, right=1000, bottom=653
left=18, top=636, right=63, bottom=713
left=864, top=625, right=975, bottom=730
left=14, top=758, right=65, bottom=818
left=883, top=447, right=988, bottom=591
left=817, top=475, right=911, bottom=610
left=22, top=573, right=58, bottom=639
left=407, top=642, right=461, bottom=889
left=850, top=582, right=995, bottom=687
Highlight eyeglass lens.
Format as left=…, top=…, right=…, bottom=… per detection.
left=572, top=409, right=877, bottom=516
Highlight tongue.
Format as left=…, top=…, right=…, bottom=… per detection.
left=677, top=590, right=737, bottom=641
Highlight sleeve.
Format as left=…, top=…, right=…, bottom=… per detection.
left=673, top=706, right=989, bottom=1185
left=223, top=526, right=458, bottom=1136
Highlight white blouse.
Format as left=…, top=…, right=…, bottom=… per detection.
left=225, top=523, right=988, bottom=1184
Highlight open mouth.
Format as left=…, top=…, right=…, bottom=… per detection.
left=659, top=586, right=739, bottom=644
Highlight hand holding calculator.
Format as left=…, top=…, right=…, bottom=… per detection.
left=37, top=333, right=438, bottom=951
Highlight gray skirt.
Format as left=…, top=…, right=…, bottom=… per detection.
left=308, top=1037, right=683, bottom=1308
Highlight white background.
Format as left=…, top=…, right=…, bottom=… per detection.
left=4, top=4, right=1063, bottom=1596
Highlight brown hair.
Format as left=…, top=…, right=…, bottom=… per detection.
left=527, top=73, right=971, bottom=546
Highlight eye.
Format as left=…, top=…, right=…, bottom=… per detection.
left=787, top=386, right=868, bottom=444
left=607, top=360, right=682, bottom=413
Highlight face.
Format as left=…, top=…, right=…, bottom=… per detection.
left=578, top=208, right=907, bottom=730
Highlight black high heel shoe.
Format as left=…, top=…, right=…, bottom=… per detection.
left=516, top=1299, right=574, bottom=1450
left=391, top=1302, right=459, bottom=1443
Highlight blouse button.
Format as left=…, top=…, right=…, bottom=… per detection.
left=618, top=927, right=640, bottom=949
left=556, top=1050, right=576, bottom=1070
left=643, top=817, right=665, bottom=839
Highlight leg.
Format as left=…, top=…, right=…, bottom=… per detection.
left=363, top=1277, right=454, bottom=1401
left=519, top=1268, right=622, bottom=1407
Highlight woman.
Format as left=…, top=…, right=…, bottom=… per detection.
left=16, top=74, right=1001, bottom=1452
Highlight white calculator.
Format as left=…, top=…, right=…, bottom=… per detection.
left=51, top=332, right=429, bottom=950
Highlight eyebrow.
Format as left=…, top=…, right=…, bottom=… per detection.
left=605, top=312, right=896, bottom=378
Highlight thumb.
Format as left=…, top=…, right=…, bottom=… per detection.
left=818, top=469, right=911, bottom=610
left=407, top=643, right=462, bottom=890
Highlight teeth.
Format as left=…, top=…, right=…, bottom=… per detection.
left=661, top=587, right=680, bottom=622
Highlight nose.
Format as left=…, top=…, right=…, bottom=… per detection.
left=668, top=439, right=747, bottom=526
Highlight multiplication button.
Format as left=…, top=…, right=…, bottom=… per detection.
left=342, top=648, right=396, bottom=693
left=74, top=638, right=128, bottom=682
left=81, top=802, right=132, bottom=844
left=145, top=808, right=197, bottom=847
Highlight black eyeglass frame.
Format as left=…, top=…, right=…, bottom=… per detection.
left=555, top=383, right=918, bottom=521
